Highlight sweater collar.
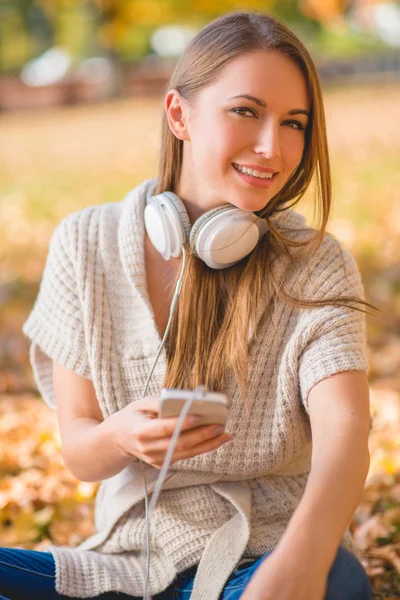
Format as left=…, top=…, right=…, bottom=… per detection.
left=118, top=178, right=167, bottom=353
left=118, top=178, right=157, bottom=303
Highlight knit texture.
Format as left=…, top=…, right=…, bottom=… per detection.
left=23, top=179, right=369, bottom=599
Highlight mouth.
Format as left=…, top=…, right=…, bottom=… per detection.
left=232, top=163, right=278, bottom=188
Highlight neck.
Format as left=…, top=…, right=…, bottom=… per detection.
left=176, top=193, right=209, bottom=223
left=176, top=177, right=227, bottom=223
left=176, top=150, right=227, bottom=223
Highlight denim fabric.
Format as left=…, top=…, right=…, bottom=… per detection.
left=0, top=548, right=142, bottom=600
left=173, top=547, right=372, bottom=600
left=0, top=546, right=372, bottom=600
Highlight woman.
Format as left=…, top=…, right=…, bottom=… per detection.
left=5, top=10, right=373, bottom=600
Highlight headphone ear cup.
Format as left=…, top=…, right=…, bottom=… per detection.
left=161, top=192, right=192, bottom=241
left=189, top=205, right=233, bottom=253
left=145, top=191, right=191, bottom=259
left=190, top=205, right=268, bottom=269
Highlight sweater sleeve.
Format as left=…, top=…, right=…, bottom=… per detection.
left=298, top=237, right=369, bottom=413
left=22, top=216, right=91, bottom=410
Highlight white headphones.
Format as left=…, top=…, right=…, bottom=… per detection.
left=144, top=188, right=270, bottom=269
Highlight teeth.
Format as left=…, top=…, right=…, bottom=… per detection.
left=234, top=164, right=274, bottom=179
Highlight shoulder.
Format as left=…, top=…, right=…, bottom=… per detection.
left=274, top=209, right=363, bottom=298
left=46, top=181, right=150, bottom=290
left=51, top=202, right=122, bottom=256
left=49, top=181, right=147, bottom=263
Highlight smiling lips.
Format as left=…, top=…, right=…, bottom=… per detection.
left=232, top=163, right=278, bottom=180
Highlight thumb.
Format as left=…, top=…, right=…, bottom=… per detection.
left=134, top=396, right=161, bottom=415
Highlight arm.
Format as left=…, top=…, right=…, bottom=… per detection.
left=53, top=362, right=231, bottom=482
left=241, top=370, right=370, bottom=600
left=277, top=370, right=370, bottom=567
left=53, top=361, right=133, bottom=482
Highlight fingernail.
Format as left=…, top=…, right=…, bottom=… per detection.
left=188, top=415, right=202, bottom=425
left=221, top=435, right=233, bottom=444
left=212, top=425, right=225, bottom=435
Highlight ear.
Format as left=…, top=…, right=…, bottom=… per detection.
left=165, top=89, right=191, bottom=142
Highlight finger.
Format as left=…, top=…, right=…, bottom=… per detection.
left=174, top=423, right=227, bottom=451
left=140, top=432, right=232, bottom=469
left=134, top=396, right=161, bottom=414
left=144, top=434, right=232, bottom=469
left=147, top=424, right=229, bottom=456
left=138, top=414, right=205, bottom=441
left=172, top=433, right=233, bottom=463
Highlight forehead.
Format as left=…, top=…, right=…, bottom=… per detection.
left=200, top=50, right=309, bottom=111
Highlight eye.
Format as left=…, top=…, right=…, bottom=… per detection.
left=230, top=107, right=258, bottom=118
left=283, top=119, right=305, bottom=131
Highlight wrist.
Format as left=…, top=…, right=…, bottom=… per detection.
left=277, top=527, right=337, bottom=574
left=103, top=412, right=138, bottom=464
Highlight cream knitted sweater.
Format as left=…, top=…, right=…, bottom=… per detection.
left=23, top=179, right=369, bottom=599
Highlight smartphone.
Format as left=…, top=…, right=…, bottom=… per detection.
left=158, top=388, right=229, bottom=427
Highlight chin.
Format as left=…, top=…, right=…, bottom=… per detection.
left=230, top=196, right=272, bottom=213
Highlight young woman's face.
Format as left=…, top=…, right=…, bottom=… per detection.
left=177, top=50, right=310, bottom=216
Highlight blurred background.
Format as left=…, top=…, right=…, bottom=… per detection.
left=0, top=1, right=399, bottom=598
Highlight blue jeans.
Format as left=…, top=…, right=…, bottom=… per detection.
left=0, top=546, right=372, bottom=599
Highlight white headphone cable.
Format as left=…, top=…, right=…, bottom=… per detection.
left=139, top=244, right=188, bottom=600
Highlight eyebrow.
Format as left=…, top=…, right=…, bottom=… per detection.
left=228, top=94, right=310, bottom=118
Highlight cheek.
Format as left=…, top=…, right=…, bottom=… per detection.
left=193, top=121, right=240, bottom=171
left=281, top=131, right=305, bottom=170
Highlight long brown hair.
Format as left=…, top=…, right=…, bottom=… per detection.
left=156, top=11, right=375, bottom=400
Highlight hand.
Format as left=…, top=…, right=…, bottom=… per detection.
left=239, top=549, right=327, bottom=600
left=109, top=396, right=233, bottom=469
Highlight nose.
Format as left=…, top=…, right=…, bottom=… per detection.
left=253, top=119, right=281, bottom=160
